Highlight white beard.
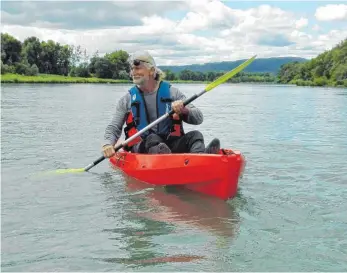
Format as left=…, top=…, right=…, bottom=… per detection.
left=133, top=76, right=148, bottom=85
left=133, top=79, right=143, bottom=85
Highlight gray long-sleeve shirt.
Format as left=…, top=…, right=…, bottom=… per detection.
left=104, top=85, right=203, bottom=146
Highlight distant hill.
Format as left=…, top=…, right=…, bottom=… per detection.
left=159, top=57, right=307, bottom=74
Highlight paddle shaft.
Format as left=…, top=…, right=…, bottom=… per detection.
left=84, top=90, right=206, bottom=171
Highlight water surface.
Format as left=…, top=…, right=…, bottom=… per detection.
left=1, top=83, right=347, bottom=271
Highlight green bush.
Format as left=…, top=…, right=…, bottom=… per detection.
left=313, top=77, right=328, bottom=86
left=118, top=70, right=130, bottom=80
left=69, top=63, right=90, bottom=78
left=29, top=64, right=39, bottom=76
left=1, top=61, right=15, bottom=74
left=15, top=62, right=35, bottom=75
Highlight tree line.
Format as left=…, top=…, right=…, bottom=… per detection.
left=0, top=32, right=276, bottom=83
left=1, top=32, right=346, bottom=86
left=1, top=33, right=130, bottom=79
left=164, top=69, right=276, bottom=83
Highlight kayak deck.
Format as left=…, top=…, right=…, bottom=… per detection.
left=109, top=149, right=245, bottom=200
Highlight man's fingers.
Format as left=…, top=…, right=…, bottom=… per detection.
left=174, top=106, right=181, bottom=114
left=172, top=101, right=183, bottom=114
left=103, top=145, right=115, bottom=158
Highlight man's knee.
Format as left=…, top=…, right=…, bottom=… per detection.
left=186, top=130, right=204, bottom=142
left=145, top=133, right=165, bottom=151
left=185, top=130, right=205, bottom=153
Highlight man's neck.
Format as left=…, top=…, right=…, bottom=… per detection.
left=138, top=80, right=159, bottom=93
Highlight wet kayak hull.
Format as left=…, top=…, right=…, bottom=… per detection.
left=109, top=149, right=245, bottom=200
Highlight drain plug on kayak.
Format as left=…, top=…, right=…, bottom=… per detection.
left=184, top=159, right=189, bottom=165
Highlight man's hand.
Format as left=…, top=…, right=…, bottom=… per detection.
left=172, top=100, right=189, bottom=115
left=102, top=144, right=115, bottom=158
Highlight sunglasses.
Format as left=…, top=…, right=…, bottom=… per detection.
left=132, top=59, right=151, bottom=66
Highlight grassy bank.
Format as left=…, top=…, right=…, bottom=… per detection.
left=290, top=78, right=347, bottom=88
left=5, top=73, right=344, bottom=87
left=0, top=73, right=210, bottom=84
left=1, top=73, right=130, bottom=84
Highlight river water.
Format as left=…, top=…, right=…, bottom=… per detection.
left=1, top=83, right=347, bottom=271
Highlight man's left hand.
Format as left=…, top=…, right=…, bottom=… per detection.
left=172, top=100, right=189, bottom=115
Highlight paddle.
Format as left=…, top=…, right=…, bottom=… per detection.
left=56, top=54, right=256, bottom=174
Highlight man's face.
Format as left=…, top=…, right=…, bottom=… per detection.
left=131, top=60, right=153, bottom=85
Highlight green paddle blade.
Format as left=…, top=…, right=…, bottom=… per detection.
left=43, top=168, right=86, bottom=174
left=54, top=168, right=85, bottom=173
left=205, top=55, right=257, bottom=92
left=31, top=168, right=86, bottom=178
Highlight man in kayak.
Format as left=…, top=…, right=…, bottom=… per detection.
left=102, top=50, right=220, bottom=157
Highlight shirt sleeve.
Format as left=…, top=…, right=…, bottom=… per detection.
left=103, top=93, right=130, bottom=146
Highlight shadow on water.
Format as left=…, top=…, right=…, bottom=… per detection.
left=96, top=172, right=242, bottom=268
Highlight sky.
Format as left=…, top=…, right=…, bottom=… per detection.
left=1, top=0, right=347, bottom=65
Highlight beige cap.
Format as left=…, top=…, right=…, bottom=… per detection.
left=129, top=50, right=156, bottom=67
left=129, top=50, right=164, bottom=80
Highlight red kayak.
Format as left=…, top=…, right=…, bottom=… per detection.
left=109, top=148, right=245, bottom=200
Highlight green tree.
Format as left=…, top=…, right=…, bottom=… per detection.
left=94, top=58, right=114, bottom=79
left=1, top=33, right=22, bottom=64
left=332, top=63, right=347, bottom=81
left=105, top=50, right=130, bottom=78
left=163, top=69, right=176, bottom=81
left=21, top=36, right=42, bottom=67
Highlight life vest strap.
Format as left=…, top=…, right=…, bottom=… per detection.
left=169, top=114, right=182, bottom=137
left=124, top=111, right=142, bottom=150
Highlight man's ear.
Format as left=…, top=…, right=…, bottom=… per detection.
left=150, top=67, right=156, bottom=76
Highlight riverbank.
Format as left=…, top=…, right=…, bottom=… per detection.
left=0, top=73, right=208, bottom=84
left=0, top=73, right=278, bottom=85
left=1, top=73, right=346, bottom=88
left=1, top=73, right=130, bottom=84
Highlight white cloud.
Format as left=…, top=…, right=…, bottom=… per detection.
left=218, top=5, right=299, bottom=44
left=1, top=1, right=346, bottom=66
left=295, top=18, right=308, bottom=29
left=312, top=24, right=321, bottom=31
left=317, top=29, right=347, bottom=47
left=141, top=15, right=177, bottom=34
left=315, top=4, right=347, bottom=21
left=1, top=1, right=188, bottom=29
left=176, top=0, right=239, bottom=32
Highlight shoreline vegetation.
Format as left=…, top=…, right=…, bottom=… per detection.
left=1, top=32, right=346, bottom=87
left=0, top=73, right=274, bottom=85
left=0, top=73, right=212, bottom=84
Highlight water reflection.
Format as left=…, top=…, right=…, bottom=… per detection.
left=125, top=176, right=240, bottom=238
left=98, top=172, right=241, bottom=268
left=99, top=173, right=177, bottom=267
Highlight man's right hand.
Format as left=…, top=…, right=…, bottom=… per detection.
left=102, top=144, right=116, bottom=158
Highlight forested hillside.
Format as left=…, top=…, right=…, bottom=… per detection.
left=159, top=57, right=307, bottom=74
left=278, top=39, right=347, bottom=87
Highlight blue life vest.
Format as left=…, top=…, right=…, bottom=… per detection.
left=124, top=81, right=183, bottom=142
